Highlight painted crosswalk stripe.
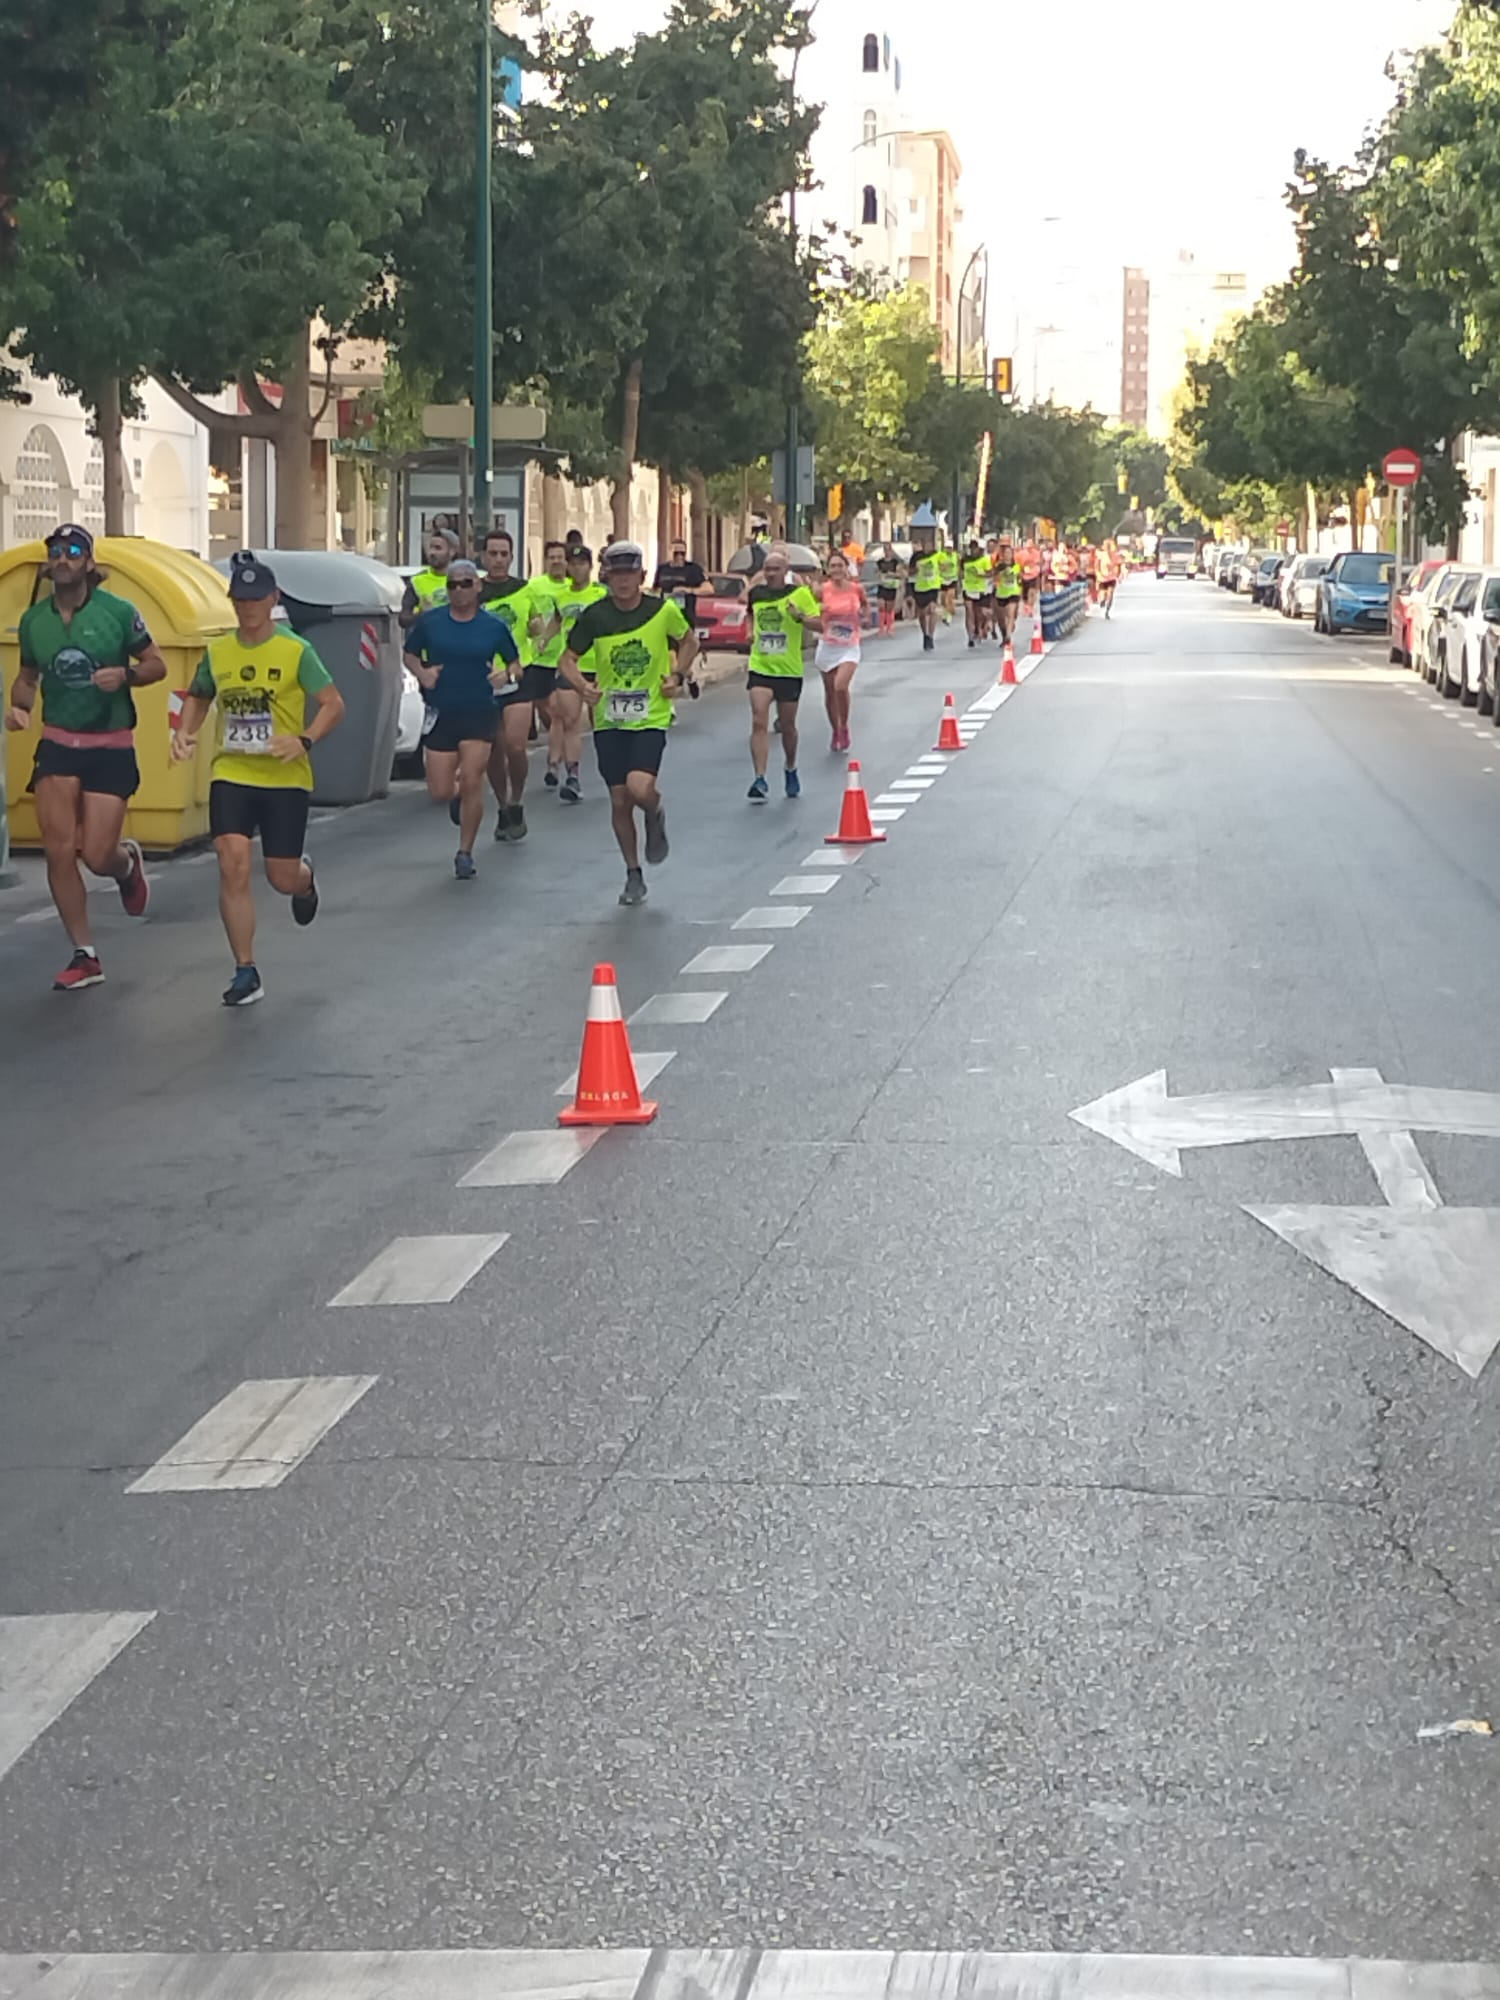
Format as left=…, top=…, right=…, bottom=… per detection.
left=1, top=1949, right=1489, bottom=1998
left=873, top=794, right=916, bottom=807
left=895, top=774, right=938, bottom=786
left=733, top=906, right=809, bottom=929
left=329, top=1234, right=508, bottom=1307
left=0, top=1612, right=155, bottom=1783
left=126, top=1377, right=377, bottom=1494
left=772, top=874, right=840, bottom=895
left=459, top=1129, right=602, bottom=1188
left=631, top=991, right=727, bottom=1024
left=799, top=849, right=861, bottom=867
left=680, top=943, right=773, bottom=974
left=558, top=1050, right=676, bottom=1096
left=869, top=807, right=906, bottom=822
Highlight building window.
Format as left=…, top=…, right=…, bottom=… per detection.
left=882, top=33, right=891, bottom=66
left=862, top=32, right=878, bottom=70
left=861, top=184, right=878, bottom=226
left=894, top=57, right=901, bottom=90
left=13, top=424, right=68, bottom=543
left=863, top=109, right=877, bottom=145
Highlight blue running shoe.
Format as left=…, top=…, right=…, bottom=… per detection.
left=784, top=767, right=801, bottom=799
left=747, top=774, right=769, bottom=802
left=222, top=965, right=263, bottom=1008
left=454, top=850, right=476, bottom=881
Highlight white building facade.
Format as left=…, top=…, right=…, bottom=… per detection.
left=802, top=5, right=914, bottom=283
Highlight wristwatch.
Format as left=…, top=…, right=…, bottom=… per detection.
left=298, top=734, right=313, bottom=751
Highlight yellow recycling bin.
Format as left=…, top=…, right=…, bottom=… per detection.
left=0, top=537, right=235, bottom=852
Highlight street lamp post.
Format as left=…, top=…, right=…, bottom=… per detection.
left=951, top=242, right=986, bottom=542
left=473, top=0, right=494, bottom=536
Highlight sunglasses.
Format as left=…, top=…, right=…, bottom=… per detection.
left=448, top=577, right=478, bottom=589
left=48, top=540, right=88, bottom=559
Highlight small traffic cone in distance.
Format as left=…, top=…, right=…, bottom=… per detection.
left=934, top=692, right=965, bottom=751
left=1030, top=606, right=1046, bottom=656
left=1000, top=644, right=1018, bottom=685
left=559, top=963, right=658, bottom=1127
left=825, top=759, right=887, bottom=844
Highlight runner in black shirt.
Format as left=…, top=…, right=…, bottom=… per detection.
left=653, top=540, right=707, bottom=629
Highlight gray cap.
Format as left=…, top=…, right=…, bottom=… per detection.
left=601, top=539, right=644, bottom=571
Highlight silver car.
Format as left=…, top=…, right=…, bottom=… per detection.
left=1279, top=553, right=1330, bottom=619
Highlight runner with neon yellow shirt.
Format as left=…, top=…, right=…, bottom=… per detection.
left=557, top=540, right=699, bottom=907
left=531, top=543, right=607, bottom=802
left=745, top=544, right=821, bottom=802
left=478, top=527, right=533, bottom=842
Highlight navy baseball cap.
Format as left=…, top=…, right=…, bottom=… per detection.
left=45, top=523, right=94, bottom=558
left=228, top=550, right=278, bottom=600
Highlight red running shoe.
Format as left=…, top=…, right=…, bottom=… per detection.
left=118, top=839, right=149, bottom=917
left=54, top=949, right=104, bottom=992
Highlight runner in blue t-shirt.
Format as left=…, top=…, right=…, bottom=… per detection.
left=402, top=558, right=520, bottom=879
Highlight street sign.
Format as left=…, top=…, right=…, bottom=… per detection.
left=771, top=445, right=815, bottom=508
left=423, top=404, right=548, bottom=444
left=992, top=357, right=1013, bottom=397
left=1071, top=1065, right=1500, bottom=1376
left=1382, top=448, right=1422, bottom=488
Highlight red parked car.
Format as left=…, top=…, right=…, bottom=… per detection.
left=1390, top=557, right=1444, bottom=665
left=694, top=572, right=752, bottom=653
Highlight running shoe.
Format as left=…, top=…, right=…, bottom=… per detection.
left=784, top=768, right=801, bottom=799
left=222, top=965, right=263, bottom=1008
left=53, top=948, right=104, bottom=992
left=291, top=855, right=318, bottom=927
left=117, top=839, right=149, bottom=917
left=508, top=804, right=527, bottom=842
left=454, top=850, right=476, bottom=881
left=619, top=869, right=647, bottom=905
left=493, top=810, right=509, bottom=841
left=449, top=796, right=462, bottom=827
left=544, top=761, right=561, bottom=789
left=747, top=774, right=770, bottom=802
left=923, top=634, right=934, bottom=652
left=644, top=805, right=669, bottom=864
left=559, top=766, right=581, bottom=804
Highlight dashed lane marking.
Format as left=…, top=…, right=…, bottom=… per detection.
left=459, top=1129, right=603, bottom=1188
left=0, top=1612, right=156, bottom=1784
left=126, top=1377, right=378, bottom=1495
left=798, top=850, right=860, bottom=867
left=732, top=907, right=809, bottom=930
left=328, top=1234, right=508, bottom=1307
left=630, top=992, right=728, bottom=1025
left=680, top=944, right=774, bottom=974
left=772, top=875, right=841, bottom=895
left=868, top=808, right=907, bottom=822
left=558, top=1050, right=676, bottom=1096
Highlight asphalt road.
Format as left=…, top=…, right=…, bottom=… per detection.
left=3, top=581, right=1500, bottom=1989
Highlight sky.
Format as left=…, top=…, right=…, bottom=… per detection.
left=530, top=0, right=1458, bottom=416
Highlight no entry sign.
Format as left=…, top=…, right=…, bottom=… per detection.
left=1382, top=448, right=1422, bottom=488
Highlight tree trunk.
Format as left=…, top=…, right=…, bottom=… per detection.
left=272, top=334, right=316, bottom=549
left=542, top=465, right=566, bottom=544
left=655, top=464, right=673, bottom=566
left=687, top=469, right=709, bottom=565
left=612, top=355, right=643, bottom=541
left=739, top=467, right=751, bottom=551
left=96, top=376, right=128, bottom=536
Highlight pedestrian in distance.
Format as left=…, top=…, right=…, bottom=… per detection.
left=815, top=546, right=867, bottom=753
left=745, top=543, right=821, bottom=799
left=556, top=540, right=698, bottom=907
left=402, top=557, right=520, bottom=881
left=172, top=551, right=345, bottom=1007
left=653, top=538, right=707, bottom=631
left=5, top=523, right=164, bottom=991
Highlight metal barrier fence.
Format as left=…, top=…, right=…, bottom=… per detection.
left=1040, top=581, right=1090, bottom=641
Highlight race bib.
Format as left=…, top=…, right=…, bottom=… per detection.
left=758, top=631, right=788, bottom=655
left=828, top=620, right=855, bottom=644
left=225, top=708, right=274, bottom=754
left=421, top=704, right=439, bottom=737
left=605, top=688, right=650, bottom=724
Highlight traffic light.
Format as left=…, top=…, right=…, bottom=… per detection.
left=828, top=481, right=844, bottom=523
left=992, top=356, right=1013, bottom=397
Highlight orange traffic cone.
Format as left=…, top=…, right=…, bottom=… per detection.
left=1030, top=606, right=1046, bottom=656
left=934, top=692, right=965, bottom=751
left=1000, top=644, right=1018, bottom=685
left=825, top=760, right=887, bottom=845
left=559, top=963, right=659, bottom=1127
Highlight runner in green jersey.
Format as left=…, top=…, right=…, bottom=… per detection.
left=478, top=527, right=532, bottom=841
left=937, top=545, right=959, bottom=625
left=911, top=545, right=944, bottom=651
left=557, top=540, right=699, bottom=906
left=991, top=535, right=1024, bottom=651
left=744, top=544, right=822, bottom=801
left=962, top=542, right=993, bottom=647
left=532, top=543, right=606, bottom=802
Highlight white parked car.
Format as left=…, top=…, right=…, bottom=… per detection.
left=394, top=666, right=426, bottom=774
left=1423, top=565, right=1478, bottom=691
left=1234, top=550, right=1269, bottom=595
left=1410, top=563, right=1463, bottom=681
left=1446, top=566, right=1500, bottom=709
left=1279, top=553, right=1330, bottom=618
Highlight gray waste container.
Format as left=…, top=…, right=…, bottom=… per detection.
left=214, top=550, right=405, bottom=805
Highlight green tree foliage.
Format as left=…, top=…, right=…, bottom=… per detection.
left=805, top=285, right=941, bottom=510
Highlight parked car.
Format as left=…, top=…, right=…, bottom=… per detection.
left=1476, top=572, right=1500, bottom=716
left=1314, top=550, right=1394, bottom=634
left=693, top=572, right=752, bottom=652
left=1251, top=555, right=1285, bottom=605
left=1420, top=565, right=1475, bottom=684
left=393, top=667, right=426, bottom=776
left=1234, top=550, right=1269, bottom=595
left=1410, top=562, right=1462, bottom=679
left=1389, top=556, right=1445, bottom=665
left=1278, top=553, right=1329, bottom=618
left=1215, top=547, right=1243, bottom=589
left=1434, top=567, right=1487, bottom=702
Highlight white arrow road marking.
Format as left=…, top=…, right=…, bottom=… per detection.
left=1244, top=1205, right=1500, bottom=1378
left=1328, top=1067, right=1441, bottom=1210
left=1070, top=1070, right=1500, bottom=1175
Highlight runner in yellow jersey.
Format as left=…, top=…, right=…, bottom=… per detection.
left=911, top=545, right=944, bottom=652
left=962, top=541, right=993, bottom=647
left=745, top=544, right=822, bottom=800
left=173, top=553, right=346, bottom=1007
left=533, top=542, right=607, bottom=803
left=937, top=544, right=959, bottom=625
left=991, top=535, right=1024, bottom=652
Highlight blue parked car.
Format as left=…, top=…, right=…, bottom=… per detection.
left=1315, top=550, right=1394, bottom=635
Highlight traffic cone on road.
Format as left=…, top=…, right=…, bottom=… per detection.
left=1030, top=607, right=1046, bottom=656
left=934, top=692, right=965, bottom=751
left=825, top=760, right=887, bottom=845
left=559, top=963, right=659, bottom=1127
left=1000, top=644, right=1018, bottom=685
